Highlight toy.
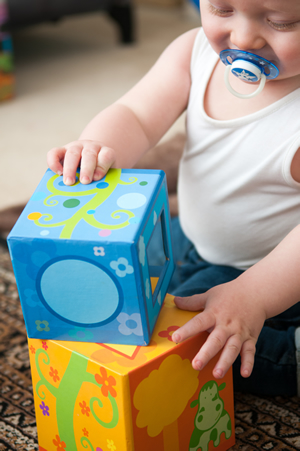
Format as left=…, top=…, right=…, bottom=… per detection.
left=0, top=0, right=14, bottom=101
left=8, top=168, right=175, bottom=345
left=28, top=292, right=235, bottom=451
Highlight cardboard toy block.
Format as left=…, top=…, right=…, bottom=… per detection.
left=8, top=168, right=175, bottom=346
left=0, top=1, right=14, bottom=101
left=28, top=293, right=235, bottom=451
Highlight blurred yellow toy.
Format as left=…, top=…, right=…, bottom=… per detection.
left=0, top=1, right=14, bottom=101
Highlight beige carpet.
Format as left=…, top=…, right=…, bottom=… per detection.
left=0, top=3, right=199, bottom=211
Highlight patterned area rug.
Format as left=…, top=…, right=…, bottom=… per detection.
left=1, top=242, right=300, bottom=451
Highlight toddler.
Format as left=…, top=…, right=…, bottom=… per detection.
left=47, top=0, right=300, bottom=396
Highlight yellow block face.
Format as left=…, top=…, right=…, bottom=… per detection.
left=29, top=295, right=235, bottom=451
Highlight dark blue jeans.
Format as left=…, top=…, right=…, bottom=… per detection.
left=153, top=217, right=299, bottom=396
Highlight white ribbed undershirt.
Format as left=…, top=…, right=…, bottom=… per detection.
left=178, top=28, right=300, bottom=269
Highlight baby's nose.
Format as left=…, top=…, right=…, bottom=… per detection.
left=230, top=23, right=266, bottom=51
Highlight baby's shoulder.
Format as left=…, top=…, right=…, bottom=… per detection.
left=157, top=27, right=200, bottom=77
left=168, top=27, right=200, bottom=56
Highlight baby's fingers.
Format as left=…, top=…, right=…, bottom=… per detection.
left=93, top=146, right=116, bottom=181
left=62, top=142, right=84, bottom=185
left=212, top=334, right=243, bottom=379
left=174, top=293, right=207, bottom=312
left=240, top=339, right=256, bottom=378
left=47, top=147, right=67, bottom=175
left=172, top=310, right=215, bottom=344
left=191, top=326, right=230, bottom=371
left=79, top=143, right=102, bottom=184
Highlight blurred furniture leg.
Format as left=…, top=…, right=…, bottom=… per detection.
left=2, top=0, right=135, bottom=44
left=108, top=1, right=134, bottom=43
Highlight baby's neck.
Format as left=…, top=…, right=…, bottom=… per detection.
left=204, top=61, right=300, bottom=121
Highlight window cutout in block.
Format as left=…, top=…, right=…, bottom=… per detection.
left=146, top=210, right=170, bottom=306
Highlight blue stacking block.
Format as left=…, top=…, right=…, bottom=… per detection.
left=7, top=168, right=175, bottom=345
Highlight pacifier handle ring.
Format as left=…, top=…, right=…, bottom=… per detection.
left=224, top=65, right=266, bottom=99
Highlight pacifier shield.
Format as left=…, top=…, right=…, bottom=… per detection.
left=220, top=49, right=279, bottom=80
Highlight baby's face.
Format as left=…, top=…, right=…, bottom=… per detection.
left=200, top=0, right=300, bottom=83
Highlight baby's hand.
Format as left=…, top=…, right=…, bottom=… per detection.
left=47, top=140, right=116, bottom=185
left=172, top=279, right=267, bottom=379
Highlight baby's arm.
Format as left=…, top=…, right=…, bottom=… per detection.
left=47, top=28, right=199, bottom=185
left=172, top=224, right=300, bottom=379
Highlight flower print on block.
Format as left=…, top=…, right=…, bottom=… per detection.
left=42, top=341, right=48, bottom=351
left=39, top=401, right=50, bottom=417
left=82, top=427, right=89, bottom=437
left=117, top=313, right=143, bottom=336
left=93, top=246, right=105, bottom=257
left=107, top=439, right=116, bottom=451
left=24, top=288, right=39, bottom=307
left=158, top=325, right=180, bottom=342
left=79, top=400, right=90, bottom=416
left=68, top=327, right=94, bottom=341
left=95, top=367, right=117, bottom=398
left=49, top=367, right=60, bottom=383
left=110, top=257, right=133, bottom=278
left=53, top=435, right=66, bottom=451
left=35, top=320, right=50, bottom=332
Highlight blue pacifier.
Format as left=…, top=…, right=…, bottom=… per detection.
left=220, top=49, right=279, bottom=99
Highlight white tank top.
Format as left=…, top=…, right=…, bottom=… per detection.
left=178, top=28, right=300, bottom=270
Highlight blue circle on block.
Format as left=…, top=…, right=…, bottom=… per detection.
left=31, top=192, right=47, bottom=201
left=87, top=210, right=96, bottom=215
left=96, top=182, right=109, bottom=189
left=36, top=257, right=123, bottom=327
left=117, top=193, right=147, bottom=209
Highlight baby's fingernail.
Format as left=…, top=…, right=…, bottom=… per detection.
left=57, top=170, right=63, bottom=176
left=81, top=176, right=90, bottom=184
left=214, top=369, right=223, bottom=378
left=172, top=333, right=180, bottom=343
left=64, top=177, right=73, bottom=185
left=94, top=170, right=102, bottom=180
left=193, top=360, right=203, bottom=370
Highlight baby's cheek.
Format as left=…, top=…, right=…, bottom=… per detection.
left=202, top=25, right=224, bottom=53
left=275, top=43, right=300, bottom=75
